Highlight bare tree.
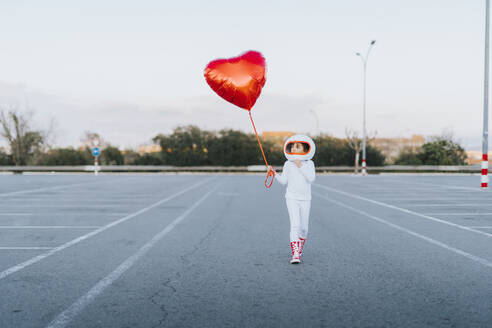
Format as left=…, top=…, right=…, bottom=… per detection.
left=345, top=128, right=377, bottom=174
left=0, top=107, right=46, bottom=165
left=80, top=131, right=105, bottom=149
left=345, top=128, right=362, bottom=174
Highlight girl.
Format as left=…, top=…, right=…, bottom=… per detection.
left=270, top=135, right=316, bottom=264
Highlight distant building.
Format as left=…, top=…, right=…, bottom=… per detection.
left=371, top=135, right=425, bottom=163
left=139, top=144, right=162, bottom=156
left=465, top=150, right=492, bottom=165
left=261, top=131, right=295, bottom=148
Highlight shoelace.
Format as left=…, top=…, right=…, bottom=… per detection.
left=291, top=241, right=300, bottom=256
left=299, top=238, right=306, bottom=255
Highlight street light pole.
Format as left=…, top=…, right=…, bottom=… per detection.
left=482, top=0, right=490, bottom=188
left=356, top=40, right=376, bottom=176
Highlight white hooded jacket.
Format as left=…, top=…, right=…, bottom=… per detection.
left=275, top=135, right=316, bottom=200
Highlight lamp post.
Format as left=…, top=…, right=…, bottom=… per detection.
left=482, top=0, right=490, bottom=188
left=356, top=40, right=376, bottom=176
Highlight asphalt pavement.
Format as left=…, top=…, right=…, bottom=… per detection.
left=1, top=173, right=492, bottom=328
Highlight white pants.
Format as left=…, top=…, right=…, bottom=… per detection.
left=286, top=198, right=311, bottom=242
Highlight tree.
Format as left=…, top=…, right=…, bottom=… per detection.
left=394, top=148, right=423, bottom=165
left=207, top=129, right=261, bottom=165
left=153, top=126, right=284, bottom=166
left=394, top=135, right=467, bottom=165
left=344, top=128, right=380, bottom=173
left=345, top=128, right=363, bottom=174
left=100, top=146, right=124, bottom=165
left=133, top=153, right=163, bottom=165
left=261, top=139, right=285, bottom=166
left=80, top=131, right=105, bottom=148
left=122, top=149, right=140, bottom=165
left=419, top=137, right=467, bottom=165
left=36, top=148, right=90, bottom=165
left=0, top=149, right=13, bottom=165
left=0, top=109, right=46, bottom=165
left=364, top=145, right=386, bottom=166
left=312, top=134, right=349, bottom=166
left=154, top=125, right=214, bottom=165
left=150, top=126, right=386, bottom=167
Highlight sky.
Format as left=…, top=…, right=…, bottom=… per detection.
left=0, top=0, right=488, bottom=149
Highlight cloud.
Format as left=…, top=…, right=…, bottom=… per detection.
left=0, top=81, right=485, bottom=150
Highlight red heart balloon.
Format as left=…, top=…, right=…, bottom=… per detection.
left=204, top=51, right=266, bottom=111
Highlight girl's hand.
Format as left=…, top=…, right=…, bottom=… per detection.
left=268, top=166, right=276, bottom=173
left=294, top=159, right=302, bottom=168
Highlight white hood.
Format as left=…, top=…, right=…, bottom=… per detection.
left=283, top=134, right=316, bottom=161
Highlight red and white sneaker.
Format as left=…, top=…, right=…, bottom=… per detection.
left=299, top=237, right=306, bottom=257
left=290, top=241, right=300, bottom=264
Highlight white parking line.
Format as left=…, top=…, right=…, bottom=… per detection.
left=314, top=183, right=492, bottom=239
left=3, top=191, right=169, bottom=196
left=421, top=213, right=492, bottom=216
left=45, top=183, right=219, bottom=328
left=0, top=194, right=166, bottom=198
left=467, top=226, right=492, bottom=229
left=0, top=200, right=148, bottom=203
left=405, top=204, right=492, bottom=207
left=0, top=197, right=156, bottom=201
left=0, top=205, right=136, bottom=208
left=0, top=226, right=100, bottom=229
left=382, top=178, right=490, bottom=192
left=374, top=198, right=492, bottom=201
left=0, top=247, right=55, bottom=250
left=313, top=192, right=492, bottom=269
left=0, top=181, right=111, bottom=197
left=350, top=189, right=485, bottom=194
left=341, top=188, right=442, bottom=192
left=0, top=178, right=212, bottom=281
left=0, top=213, right=128, bottom=216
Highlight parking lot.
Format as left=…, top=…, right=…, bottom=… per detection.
left=1, top=173, right=492, bottom=327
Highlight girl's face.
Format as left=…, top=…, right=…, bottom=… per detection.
left=291, top=142, right=304, bottom=154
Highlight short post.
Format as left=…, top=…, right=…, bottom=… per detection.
left=482, top=0, right=490, bottom=188
left=92, top=147, right=100, bottom=176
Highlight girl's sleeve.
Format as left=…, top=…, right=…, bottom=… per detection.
left=275, top=162, right=289, bottom=185
left=299, top=160, right=316, bottom=183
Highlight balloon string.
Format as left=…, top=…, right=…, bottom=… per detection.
left=248, top=111, right=275, bottom=188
